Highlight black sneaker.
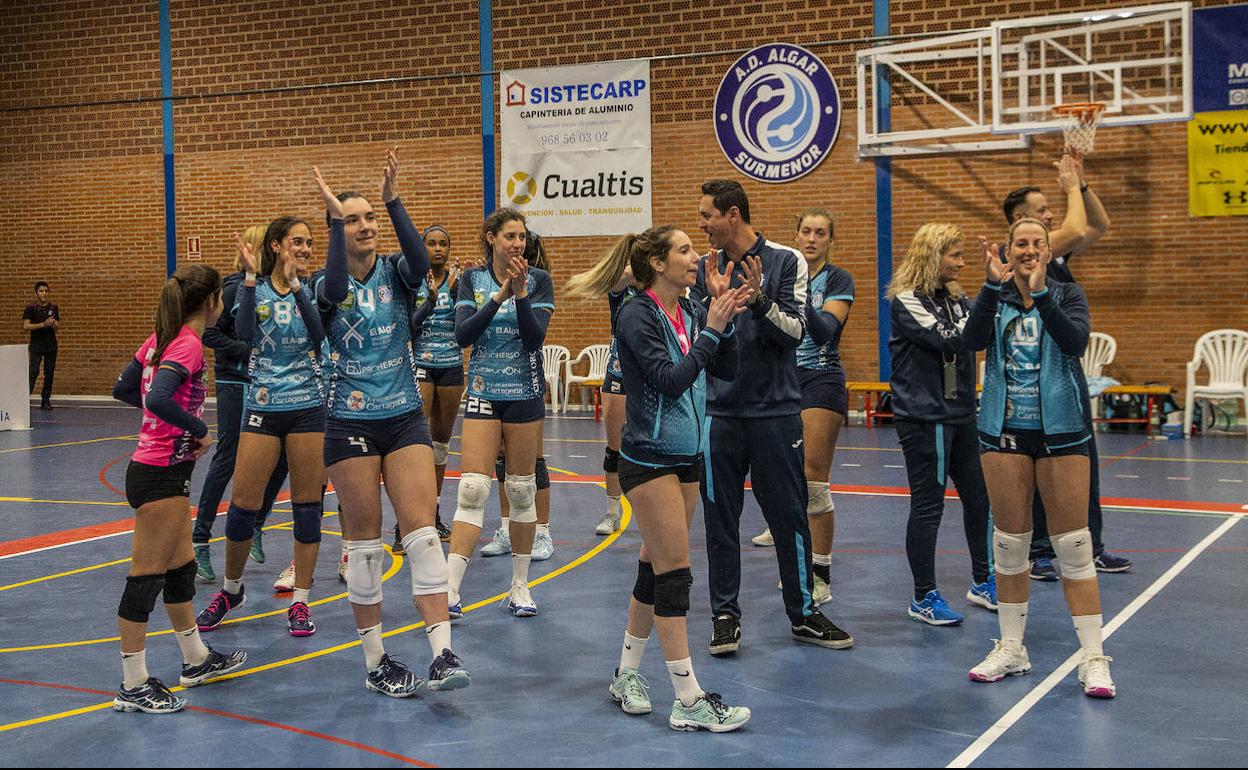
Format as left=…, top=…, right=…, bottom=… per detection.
left=180, top=646, right=248, bottom=687
left=40, top=402, right=53, bottom=411
left=709, top=614, right=741, bottom=656
left=392, top=524, right=405, bottom=555
left=435, top=515, right=452, bottom=542
left=1094, top=552, right=1133, bottom=573
left=791, top=612, right=854, bottom=649
left=427, top=648, right=471, bottom=692
left=112, top=677, right=186, bottom=714
left=365, top=654, right=422, bottom=698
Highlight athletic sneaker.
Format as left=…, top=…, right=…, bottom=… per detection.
left=196, top=587, right=245, bottom=631
left=273, top=562, right=296, bottom=593
left=1094, top=552, right=1133, bottom=573
left=249, top=528, right=265, bottom=564
left=365, top=655, right=423, bottom=698
left=969, top=640, right=1031, bottom=682
left=506, top=580, right=538, bottom=617
left=1030, top=558, right=1059, bottom=581
left=287, top=602, right=316, bottom=637
left=448, top=601, right=463, bottom=621
left=595, top=510, right=621, bottom=536
left=435, top=515, right=452, bottom=542
left=532, top=530, right=555, bottom=561
left=669, top=693, right=751, bottom=733
left=812, top=575, right=832, bottom=607
left=427, top=648, right=471, bottom=692
left=1078, top=654, right=1117, bottom=699
left=967, top=577, right=999, bottom=611
left=481, top=527, right=512, bottom=557
left=908, top=590, right=964, bottom=626
left=709, top=614, right=741, bottom=656
left=609, top=668, right=652, bottom=715
left=337, top=551, right=349, bottom=583
left=180, top=646, right=247, bottom=687
left=392, top=523, right=404, bottom=555
left=791, top=612, right=855, bottom=649
left=112, top=677, right=186, bottom=714
left=193, top=544, right=215, bottom=582
left=751, top=528, right=774, bottom=547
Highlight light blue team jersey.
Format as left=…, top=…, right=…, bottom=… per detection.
left=314, top=255, right=423, bottom=420
left=607, top=286, right=640, bottom=379
left=413, top=275, right=462, bottom=369
left=1003, top=306, right=1043, bottom=430
left=456, top=266, right=555, bottom=401
left=240, top=281, right=324, bottom=412
left=796, top=264, right=855, bottom=372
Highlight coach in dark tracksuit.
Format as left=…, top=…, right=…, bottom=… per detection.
left=691, top=180, right=853, bottom=655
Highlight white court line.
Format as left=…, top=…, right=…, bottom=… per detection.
left=1218, top=479, right=1244, bottom=484
left=947, top=511, right=1243, bottom=768
left=841, top=463, right=862, bottom=467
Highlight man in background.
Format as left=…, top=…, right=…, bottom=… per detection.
left=23, top=281, right=60, bottom=411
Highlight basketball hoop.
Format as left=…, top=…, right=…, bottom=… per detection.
left=1052, top=102, right=1106, bottom=158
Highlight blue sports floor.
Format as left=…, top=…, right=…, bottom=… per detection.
left=1, top=403, right=1245, bottom=767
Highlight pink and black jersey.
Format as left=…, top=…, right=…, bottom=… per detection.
left=131, top=327, right=208, bottom=467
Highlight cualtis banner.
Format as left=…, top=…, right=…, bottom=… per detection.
left=1189, top=4, right=1248, bottom=217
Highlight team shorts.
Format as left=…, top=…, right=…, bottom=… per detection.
left=125, top=460, right=195, bottom=510
left=241, top=406, right=326, bottom=437
left=603, top=371, right=625, bottom=396
left=464, top=395, right=545, bottom=424
left=416, top=365, right=465, bottom=388
left=979, top=429, right=1090, bottom=459
left=618, top=457, right=703, bottom=495
left=324, top=411, right=433, bottom=467
left=799, top=369, right=848, bottom=417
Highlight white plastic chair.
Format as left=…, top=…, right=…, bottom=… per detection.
left=563, top=344, right=611, bottom=414
left=1183, top=329, right=1248, bottom=438
left=1081, top=332, right=1117, bottom=418
left=542, top=344, right=569, bottom=413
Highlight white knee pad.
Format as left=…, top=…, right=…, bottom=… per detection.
left=993, top=528, right=1033, bottom=576
left=806, top=481, right=835, bottom=516
left=504, top=473, right=538, bottom=524
left=344, top=539, right=385, bottom=605
left=1052, top=527, right=1097, bottom=581
left=432, top=441, right=450, bottom=466
left=402, top=526, right=449, bottom=596
left=453, top=472, right=491, bottom=529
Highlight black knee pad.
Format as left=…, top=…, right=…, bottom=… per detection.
left=535, top=457, right=550, bottom=490
left=118, top=573, right=165, bottom=623
left=162, top=560, right=197, bottom=604
left=292, top=502, right=323, bottom=544
left=653, top=567, right=693, bottom=618
left=603, top=447, right=620, bottom=474
left=495, top=455, right=506, bottom=481
left=632, top=560, right=655, bottom=605
left=224, top=503, right=258, bottom=542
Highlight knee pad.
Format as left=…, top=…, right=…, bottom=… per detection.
left=603, top=447, right=620, bottom=474
left=118, top=573, right=165, bottom=623
left=632, top=560, right=655, bottom=605
left=1052, top=527, right=1096, bottom=581
left=162, top=560, right=197, bottom=605
left=292, top=502, right=323, bottom=544
left=224, top=503, right=259, bottom=543
left=344, top=539, right=385, bottom=605
left=402, top=526, right=449, bottom=596
left=494, top=455, right=506, bottom=480
left=432, top=441, right=450, bottom=466
left=806, top=481, right=835, bottom=516
left=504, top=473, right=538, bottom=524
left=993, top=528, right=1033, bottom=576
left=535, top=457, right=550, bottom=490
left=653, top=568, right=693, bottom=618
left=453, top=472, right=491, bottom=529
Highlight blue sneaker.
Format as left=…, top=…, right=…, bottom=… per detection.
left=1030, top=558, right=1059, bottom=581
left=427, top=648, right=471, bottom=692
left=967, top=577, right=998, bottom=611
left=112, top=677, right=186, bottom=714
left=908, top=590, right=964, bottom=626
left=179, top=646, right=248, bottom=687
left=448, top=601, right=463, bottom=621
left=365, top=655, right=422, bottom=698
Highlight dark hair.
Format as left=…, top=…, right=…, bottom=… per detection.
left=480, top=208, right=526, bottom=258
left=795, top=207, right=834, bottom=239
left=153, top=264, right=221, bottom=364
left=524, top=229, right=549, bottom=271
left=261, top=216, right=309, bottom=277
left=701, top=179, right=750, bottom=224
left=326, top=191, right=369, bottom=228
left=1003, top=186, right=1041, bottom=224
left=617, top=225, right=679, bottom=289
left=34, top=281, right=49, bottom=292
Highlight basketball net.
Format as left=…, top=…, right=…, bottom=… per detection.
left=1052, top=102, right=1105, bottom=158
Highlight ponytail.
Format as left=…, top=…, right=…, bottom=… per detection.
left=625, top=226, right=678, bottom=289
left=566, top=235, right=634, bottom=300
left=152, top=264, right=222, bottom=364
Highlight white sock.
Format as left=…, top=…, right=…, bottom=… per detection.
left=607, top=495, right=622, bottom=517
left=426, top=620, right=452, bottom=657
left=813, top=552, right=832, bottom=568
left=358, top=623, right=386, bottom=670
left=538, top=522, right=550, bottom=536
left=291, top=588, right=310, bottom=605
left=447, top=553, right=469, bottom=604
left=512, top=553, right=532, bottom=584
left=619, top=631, right=648, bottom=672
left=223, top=578, right=243, bottom=595
left=498, top=516, right=510, bottom=535
left=174, top=626, right=210, bottom=666
left=121, top=649, right=149, bottom=689
left=1072, top=614, right=1104, bottom=657
left=998, top=601, right=1029, bottom=648
left=666, top=657, right=704, bottom=707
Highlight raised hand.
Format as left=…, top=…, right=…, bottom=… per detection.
left=448, top=260, right=463, bottom=292
left=1027, top=253, right=1048, bottom=294
left=706, top=286, right=753, bottom=332
left=1055, top=153, right=1080, bottom=193
left=741, top=255, right=764, bottom=298
left=381, top=148, right=400, bottom=203
left=704, top=251, right=731, bottom=298
left=234, top=232, right=259, bottom=276
left=979, top=236, right=1012, bottom=284
left=282, top=251, right=300, bottom=286
left=506, top=255, right=529, bottom=298
left=313, top=167, right=344, bottom=220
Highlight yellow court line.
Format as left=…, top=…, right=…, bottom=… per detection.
left=0, top=435, right=138, bottom=455
left=1103, top=455, right=1248, bottom=465
left=0, top=498, right=130, bottom=507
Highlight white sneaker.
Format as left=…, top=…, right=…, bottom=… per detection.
left=813, top=575, right=832, bottom=607
left=505, top=580, right=537, bottom=617
left=531, top=530, right=554, bottom=561
left=273, top=562, right=296, bottom=592
left=1078, top=654, right=1117, bottom=699
left=337, top=551, right=349, bottom=583
left=595, top=510, right=621, bottom=536
left=969, top=640, right=1031, bottom=683
left=480, top=527, right=512, bottom=557
left=751, top=528, right=774, bottom=547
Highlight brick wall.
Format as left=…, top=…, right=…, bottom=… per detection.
left=2, top=0, right=1245, bottom=400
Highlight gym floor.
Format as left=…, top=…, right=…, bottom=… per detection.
left=1, top=403, right=1244, bottom=767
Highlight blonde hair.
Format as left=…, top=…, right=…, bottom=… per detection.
left=566, top=238, right=632, bottom=300
left=1006, top=217, right=1050, bottom=250
left=886, top=223, right=965, bottom=300
left=235, top=225, right=266, bottom=273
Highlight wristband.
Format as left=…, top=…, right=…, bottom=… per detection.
left=1079, top=183, right=1089, bottom=194
left=244, top=272, right=257, bottom=283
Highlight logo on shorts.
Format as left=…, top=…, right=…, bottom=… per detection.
left=254, top=387, right=270, bottom=406
left=378, top=286, right=393, bottom=304
left=256, top=303, right=272, bottom=323
left=714, top=43, right=841, bottom=183
left=348, top=390, right=366, bottom=411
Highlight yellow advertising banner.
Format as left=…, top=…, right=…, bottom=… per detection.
left=1188, top=110, right=1248, bottom=217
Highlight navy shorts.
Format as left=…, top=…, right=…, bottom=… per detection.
left=242, top=406, right=326, bottom=437
left=324, top=411, right=433, bottom=467
left=618, top=457, right=703, bottom=495
left=799, top=369, right=848, bottom=417
left=126, top=460, right=195, bottom=509
left=603, top=371, right=625, bottom=396
left=979, top=429, right=1090, bottom=459
left=416, top=365, right=465, bottom=387
left=464, top=395, right=545, bottom=424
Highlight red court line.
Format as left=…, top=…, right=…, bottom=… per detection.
left=98, top=455, right=128, bottom=498
left=0, top=678, right=435, bottom=767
